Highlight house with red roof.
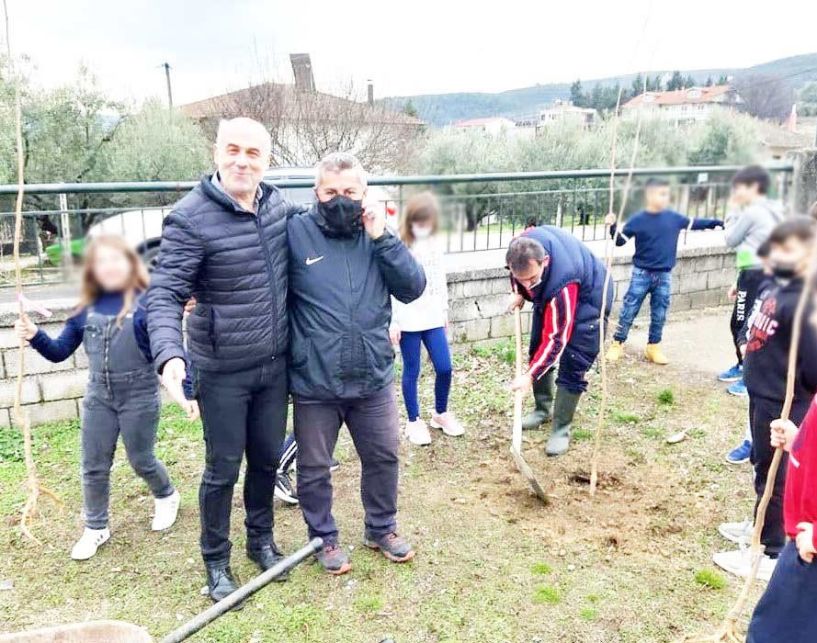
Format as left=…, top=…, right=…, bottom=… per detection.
left=622, top=85, right=742, bottom=125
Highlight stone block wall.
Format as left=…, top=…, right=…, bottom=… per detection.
left=0, top=245, right=735, bottom=425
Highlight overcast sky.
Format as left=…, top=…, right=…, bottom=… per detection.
left=9, top=0, right=817, bottom=106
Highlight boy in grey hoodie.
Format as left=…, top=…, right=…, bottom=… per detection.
left=720, top=165, right=784, bottom=464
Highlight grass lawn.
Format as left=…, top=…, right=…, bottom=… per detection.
left=0, top=340, right=760, bottom=642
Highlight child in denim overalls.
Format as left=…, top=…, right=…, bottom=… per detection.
left=16, top=235, right=181, bottom=560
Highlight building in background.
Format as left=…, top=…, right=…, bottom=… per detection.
left=537, top=100, right=597, bottom=131
left=452, top=117, right=518, bottom=136
left=622, top=85, right=742, bottom=125
left=179, top=54, right=424, bottom=173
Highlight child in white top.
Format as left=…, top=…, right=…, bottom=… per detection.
left=390, top=192, right=464, bottom=445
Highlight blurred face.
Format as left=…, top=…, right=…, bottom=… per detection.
left=513, top=257, right=550, bottom=290
left=411, top=219, right=434, bottom=240
left=213, top=121, right=270, bottom=200
left=315, top=169, right=367, bottom=203
left=645, top=185, right=671, bottom=212
left=731, top=182, right=760, bottom=206
left=768, top=237, right=811, bottom=278
left=92, top=244, right=132, bottom=292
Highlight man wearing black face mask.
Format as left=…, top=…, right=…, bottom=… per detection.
left=506, top=226, right=611, bottom=457
left=287, top=152, right=426, bottom=575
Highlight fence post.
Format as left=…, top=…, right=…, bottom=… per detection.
left=58, top=192, right=72, bottom=277
left=787, top=149, right=817, bottom=216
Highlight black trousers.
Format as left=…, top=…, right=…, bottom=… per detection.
left=730, top=268, right=765, bottom=365
left=195, top=358, right=287, bottom=565
left=749, top=395, right=809, bottom=558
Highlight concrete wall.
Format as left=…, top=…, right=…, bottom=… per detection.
left=0, top=245, right=735, bottom=425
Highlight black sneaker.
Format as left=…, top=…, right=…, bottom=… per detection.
left=205, top=564, right=244, bottom=608
left=274, top=472, right=299, bottom=505
left=247, top=542, right=288, bottom=581
left=330, top=458, right=340, bottom=472
left=315, top=543, right=351, bottom=575
left=363, top=532, right=415, bottom=563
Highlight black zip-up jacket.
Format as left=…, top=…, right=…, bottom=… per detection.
left=147, top=174, right=301, bottom=373
left=743, top=276, right=817, bottom=403
left=287, top=206, right=426, bottom=400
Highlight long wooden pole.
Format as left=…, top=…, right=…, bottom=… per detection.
left=3, top=0, right=56, bottom=542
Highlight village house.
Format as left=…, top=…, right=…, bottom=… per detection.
left=622, top=84, right=742, bottom=125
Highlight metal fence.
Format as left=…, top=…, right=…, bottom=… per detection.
left=0, top=162, right=795, bottom=287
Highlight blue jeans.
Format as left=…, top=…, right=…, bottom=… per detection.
left=613, top=268, right=671, bottom=344
left=399, top=327, right=452, bottom=422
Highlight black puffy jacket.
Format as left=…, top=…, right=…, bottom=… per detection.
left=288, top=206, right=426, bottom=400
left=147, top=174, right=299, bottom=373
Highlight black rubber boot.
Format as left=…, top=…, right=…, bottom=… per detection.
left=522, top=369, right=555, bottom=430
left=546, top=387, right=581, bottom=457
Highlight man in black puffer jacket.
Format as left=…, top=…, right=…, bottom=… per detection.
left=147, top=118, right=302, bottom=603
left=288, top=152, right=426, bottom=575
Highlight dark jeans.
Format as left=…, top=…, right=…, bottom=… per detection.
left=730, top=268, right=765, bottom=365
left=294, top=385, right=400, bottom=544
left=82, top=373, right=173, bottom=529
left=749, top=395, right=809, bottom=558
left=196, top=358, right=287, bottom=564
left=613, top=267, right=671, bottom=344
left=748, top=541, right=817, bottom=643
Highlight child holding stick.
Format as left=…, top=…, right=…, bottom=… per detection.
left=746, top=291, right=817, bottom=642
left=714, top=217, right=817, bottom=581
left=15, top=235, right=190, bottom=560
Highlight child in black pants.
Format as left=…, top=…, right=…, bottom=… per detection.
left=713, top=217, right=817, bottom=581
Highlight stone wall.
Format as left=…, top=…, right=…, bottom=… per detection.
left=0, top=245, right=736, bottom=425
left=447, top=244, right=735, bottom=343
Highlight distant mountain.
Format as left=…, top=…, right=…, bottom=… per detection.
left=382, top=53, right=817, bottom=126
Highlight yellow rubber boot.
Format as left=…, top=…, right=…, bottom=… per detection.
left=645, top=343, right=669, bottom=365
left=606, top=340, right=624, bottom=362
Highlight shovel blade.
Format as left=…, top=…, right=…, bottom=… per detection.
left=510, top=446, right=549, bottom=503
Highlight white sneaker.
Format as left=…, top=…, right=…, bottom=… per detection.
left=430, top=412, right=465, bottom=437
left=71, top=527, right=111, bottom=561
left=712, top=547, right=777, bottom=582
left=718, top=520, right=753, bottom=545
left=404, top=419, right=432, bottom=446
left=152, top=489, right=181, bottom=531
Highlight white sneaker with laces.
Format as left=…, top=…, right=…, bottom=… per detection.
left=718, top=519, right=753, bottom=545
left=152, top=489, right=181, bottom=531
left=71, top=527, right=111, bottom=561
left=404, top=419, right=432, bottom=446
left=430, top=412, right=465, bottom=437
left=712, top=547, right=777, bottom=582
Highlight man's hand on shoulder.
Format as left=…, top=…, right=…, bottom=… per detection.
left=362, top=199, right=386, bottom=240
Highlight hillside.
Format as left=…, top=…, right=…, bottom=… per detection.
left=383, top=52, right=817, bottom=126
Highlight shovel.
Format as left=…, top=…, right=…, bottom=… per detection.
left=1, top=538, right=323, bottom=643
left=511, top=307, right=549, bottom=503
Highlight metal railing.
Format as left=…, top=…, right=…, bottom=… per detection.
left=0, top=162, right=795, bottom=287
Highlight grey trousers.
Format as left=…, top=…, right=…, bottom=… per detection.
left=294, top=384, right=400, bottom=545
left=81, top=375, right=174, bottom=529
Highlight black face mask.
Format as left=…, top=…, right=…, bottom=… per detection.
left=772, top=262, right=798, bottom=280
left=316, top=195, right=363, bottom=238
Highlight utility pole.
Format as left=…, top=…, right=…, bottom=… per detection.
left=162, top=62, right=173, bottom=108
